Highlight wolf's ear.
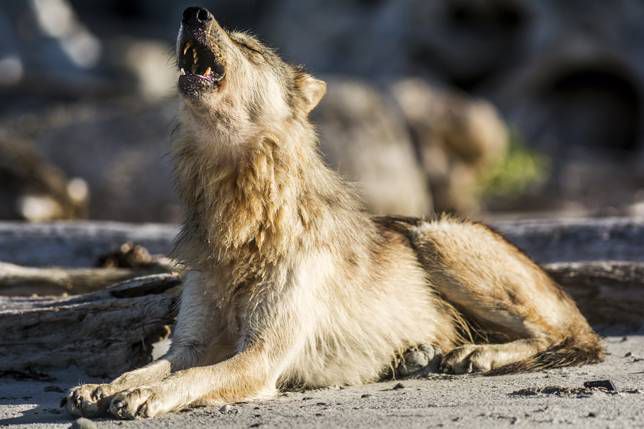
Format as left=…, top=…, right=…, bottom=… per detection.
left=296, top=73, right=326, bottom=114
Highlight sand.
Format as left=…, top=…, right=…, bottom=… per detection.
left=1, top=334, right=642, bottom=429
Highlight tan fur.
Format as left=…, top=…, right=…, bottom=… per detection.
left=66, top=9, right=602, bottom=419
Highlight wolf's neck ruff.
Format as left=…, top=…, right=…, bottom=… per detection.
left=172, top=121, right=372, bottom=285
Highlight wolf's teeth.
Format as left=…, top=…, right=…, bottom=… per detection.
left=191, top=65, right=197, bottom=74
left=204, top=67, right=211, bottom=76
left=183, top=41, right=191, bottom=56
left=180, top=68, right=185, bottom=75
left=192, top=49, right=198, bottom=65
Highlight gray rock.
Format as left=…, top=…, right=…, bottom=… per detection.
left=102, top=37, right=177, bottom=101
left=258, top=0, right=644, bottom=214
left=0, top=0, right=106, bottom=96
left=314, top=78, right=432, bottom=216
left=219, top=404, right=239, bottom=414
left=71, top=417, right=97, bottom=429
left=391, top=78, right=508, bottom=214
left=1, top=99, right=181, bottom=223
left=0, top=136, right=88, bottom=221
left=263, top=0, right=410, bottom=78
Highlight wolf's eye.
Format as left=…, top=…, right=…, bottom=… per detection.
left=235, top=40, right=266, bottom=64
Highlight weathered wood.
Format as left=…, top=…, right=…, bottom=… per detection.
left=0, top=222, right=177, bottom=268
left=1, top=219, right=644, bottom=267
left=0, top=262, right=170, bottom=296
left=0, top=273, right=181, bottom=377
left=544, top=261, right=644, bottom=330
left=495, top=218, right=644, bottom=263
left=0, top=220, right=643, bottom=376
left=0, top=261, right=642, bottom=377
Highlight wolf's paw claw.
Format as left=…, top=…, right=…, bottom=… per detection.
left=440, top=345, right=493, bottom=374
left=64, top=384, right=106, bottom=417
left=109, top=387, right=162, bottom=419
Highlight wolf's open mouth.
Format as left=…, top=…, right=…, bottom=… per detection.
left=178, top=39, right=225, bottom=88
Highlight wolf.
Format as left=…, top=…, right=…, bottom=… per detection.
left=66, top=7, right=602, bottom=419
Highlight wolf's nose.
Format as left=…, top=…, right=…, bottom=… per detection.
left=182, top=7, right=214, bottom=27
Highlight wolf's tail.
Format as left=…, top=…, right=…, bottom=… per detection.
left=486, top=333, right=604, bottom=376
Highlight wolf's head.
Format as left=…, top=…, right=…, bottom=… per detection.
left=176, top=7, right=326, bottom=145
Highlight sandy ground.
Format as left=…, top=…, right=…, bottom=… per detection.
left=1, top=334, right=643, bottom=429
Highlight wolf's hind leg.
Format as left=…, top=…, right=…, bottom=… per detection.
left=396, top=218, right=603, bottom=374
left=439, top=338, right=549, bottom=374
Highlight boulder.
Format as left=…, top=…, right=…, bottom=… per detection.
left=1, top=99, right=181, bottom=222
left=314, top=78, right=431, bottom=216
left=391, top=79, right=508, bottom=214
left=0, top=136, right=88, bottom=221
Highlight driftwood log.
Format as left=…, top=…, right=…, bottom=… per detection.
left=0, top=262, right=170, bottom=296
left=0, top=219, right=643, bottom=377
left=545, top=261, right=644, bottom=330
left=0, top=222, right=178, bottom=268
left=0, top=274, right=181, bottom=378
left=0, top=234, right=176, bottom=296
left=1, top=218, right=644, bottom=266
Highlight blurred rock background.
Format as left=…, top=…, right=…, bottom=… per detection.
left=1, top=0, right=643, bottom=222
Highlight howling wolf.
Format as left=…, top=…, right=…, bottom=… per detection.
left=66, top=7, right=602, bottom=419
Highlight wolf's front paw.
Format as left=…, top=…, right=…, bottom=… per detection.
left=109, top=386, right=165, bottom=419
left=64, top=384, right=111, bottom=417
left=440, top=345, right=493, bottom=374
